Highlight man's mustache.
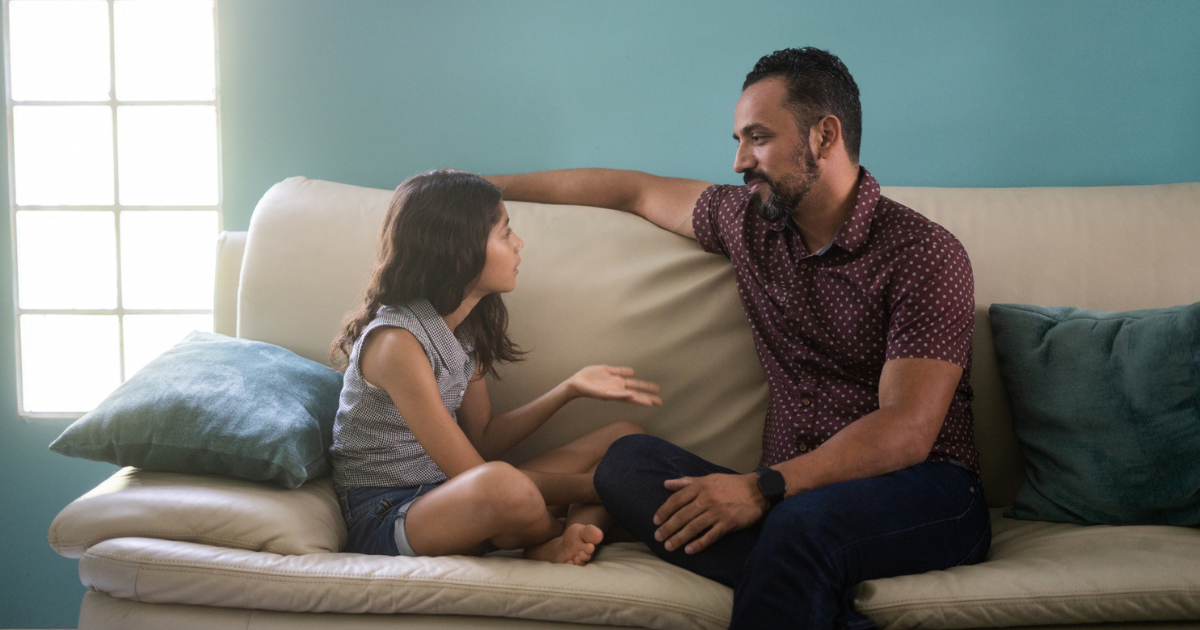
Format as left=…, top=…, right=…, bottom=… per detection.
left=743, top=171, right=769, bottom=186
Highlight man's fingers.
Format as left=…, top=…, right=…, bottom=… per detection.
left=653, top=482, right=696, bottom=525
left=663, top=477, right=694, bottom=491
left=684, top=523, right=727, bottom=555
left=665, top=512, right=716, bottom=552
left=657, top=502, right=706, bottom=546
left=609, top=366, right=635, bottom=376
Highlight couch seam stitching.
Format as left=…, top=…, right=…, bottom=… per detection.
left=84, top=552, right=728, bottom=624
left=56, top=533, right=336, bottom=555
left=859, top=588, right=1200, bottom=612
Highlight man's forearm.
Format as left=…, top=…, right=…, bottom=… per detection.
left=774, top=406, right=941, bottom=497
left=486, top=169, right=646, bottom=214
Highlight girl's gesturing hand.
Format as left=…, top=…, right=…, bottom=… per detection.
left=568, top=365, right=662, bottom=407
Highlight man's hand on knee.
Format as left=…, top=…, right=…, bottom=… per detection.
left=652, top=473, right=768, bottom=554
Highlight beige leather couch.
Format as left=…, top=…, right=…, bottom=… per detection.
left=49, top=177, right=1200, bottom=630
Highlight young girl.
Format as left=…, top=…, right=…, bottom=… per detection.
left=329, top=169, right=659, bottom=565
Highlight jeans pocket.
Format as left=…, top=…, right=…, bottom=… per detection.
left=369, top=498, right=395, bottom=524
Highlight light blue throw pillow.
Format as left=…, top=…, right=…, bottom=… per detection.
left=989, top=302, right=1200, bottom=526
left=50, top=331, right=343, bottom=488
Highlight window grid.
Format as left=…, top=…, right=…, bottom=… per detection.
left=5, top=0, right=223, bottom=419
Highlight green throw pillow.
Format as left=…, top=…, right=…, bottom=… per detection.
left=989, top=302, right=1200, bottom=526
left=50, top=331, right=343, bottom=488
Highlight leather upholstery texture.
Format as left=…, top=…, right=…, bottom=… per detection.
left=80, top=537, right=732, bottom=630
left=69, top=495, right=1200, bottom=630
left=49, top=467, right=345, bottom=558
left=76, top=590, right=1200, bottom=630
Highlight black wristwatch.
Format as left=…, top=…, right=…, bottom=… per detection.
left=754, top=467, right=787, bottom=509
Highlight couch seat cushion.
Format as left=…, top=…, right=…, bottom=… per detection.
left=49, top=467, right=345, bottom=558
left=854, top=509, right=1200, bottom=629
left=79, top=537, right=733, bottom=630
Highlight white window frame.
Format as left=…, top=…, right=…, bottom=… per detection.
left=4, top=0, right=223, bottom=419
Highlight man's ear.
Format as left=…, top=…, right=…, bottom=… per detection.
left=814, top=115, right=843, bottom=160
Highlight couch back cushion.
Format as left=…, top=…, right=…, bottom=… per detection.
left=238, top=177, right=1200, bottom=507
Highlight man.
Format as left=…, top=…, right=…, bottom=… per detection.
left=487, top=47, right=990, bottom=630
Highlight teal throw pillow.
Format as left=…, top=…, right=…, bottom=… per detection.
left=989, top=302, right=1200, bottom=526
left=50, top=331, right=343, bottom=488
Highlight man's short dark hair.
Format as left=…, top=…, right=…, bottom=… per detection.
left=743, top=47, right=862, bottom=162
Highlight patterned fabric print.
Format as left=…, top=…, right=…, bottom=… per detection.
left=330, top=298, right=477, bottom=491
left=692, top=168, right=979, bottom=474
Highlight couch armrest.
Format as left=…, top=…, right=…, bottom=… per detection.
left=215, top=231, right=247, bottom=337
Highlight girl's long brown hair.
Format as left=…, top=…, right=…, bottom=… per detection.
left=331, top=169, right=524, bottom=377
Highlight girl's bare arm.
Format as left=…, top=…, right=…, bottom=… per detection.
left=458, top=365, right=661, bottom=462
left=360, top=327, right=486, bottom=479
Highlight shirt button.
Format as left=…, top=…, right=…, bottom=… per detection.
left=798, top=444, right=809, bottom=452
left=780, top=295, right=788, bottom=304
left=800, top=263, right=808, bottom=270
left=801, top=398, right=811, bottom=406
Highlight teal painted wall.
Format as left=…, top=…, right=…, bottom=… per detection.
left=2, top=1, right=1198, bottom=627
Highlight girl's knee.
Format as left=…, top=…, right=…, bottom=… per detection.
left=606, top=420, right=646, bottom=439
left=471, top=462, right=544, bottom=524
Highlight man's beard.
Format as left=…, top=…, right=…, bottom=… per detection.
left=746, top=143, right=821, bottom=222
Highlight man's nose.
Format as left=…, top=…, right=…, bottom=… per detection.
left=733, top=143, right=754, bottom=173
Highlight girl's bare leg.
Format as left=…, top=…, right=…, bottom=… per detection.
left=519, top=420, right=645, bottom=475
left=404, top=461, right=570, bottom=558
left=519, top=421, right=645, bottom=560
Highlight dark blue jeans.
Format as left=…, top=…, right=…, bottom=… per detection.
left=594, top=434, right=991, bottom=630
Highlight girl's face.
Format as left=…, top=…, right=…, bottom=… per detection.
left=474, top=202, right=524, bottom=295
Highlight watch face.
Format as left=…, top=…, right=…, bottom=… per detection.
left=757, top=468, right=785, bottom=499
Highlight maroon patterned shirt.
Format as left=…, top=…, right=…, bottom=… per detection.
left=692, top=168, right=979, bottom=474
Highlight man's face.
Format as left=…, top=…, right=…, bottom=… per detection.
left=733, top=77, right=821, bottom=221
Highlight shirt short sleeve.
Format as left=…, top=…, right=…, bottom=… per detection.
left=885, top=232, right=975, bottom=369
left=691, top=184, right=737, bottom=257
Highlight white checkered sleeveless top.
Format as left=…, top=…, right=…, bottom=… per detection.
left=330, top=298, right=476, bottom=491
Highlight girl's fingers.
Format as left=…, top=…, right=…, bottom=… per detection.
left=627, top=379, right=661, bottom=393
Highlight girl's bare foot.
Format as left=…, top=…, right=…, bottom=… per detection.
left=524, top=523, right=604, bottom=566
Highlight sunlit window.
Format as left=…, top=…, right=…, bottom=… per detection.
left=6, top=0, right=221, bottom=417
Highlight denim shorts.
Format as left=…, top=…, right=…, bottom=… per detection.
left=339, top=484, right=442, bottom=556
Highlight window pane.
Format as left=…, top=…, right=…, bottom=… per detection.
left=13, top=106, right=115, bottom=206
left=120, top=210, right=217, bottom=309
left=9, top=0, right=110, bottom=101
left=21, top=314, right=121, bottom=413
left=123, top=314, right=212, bottom=378
left=16, top=211, right=117, bottom=309
left=117, top=106, right=219, bottom=206
left=115, top=0, right=216, bottom=101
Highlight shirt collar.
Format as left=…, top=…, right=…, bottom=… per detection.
left=408, top=297, right=475, bottom=357
left=765, top=166, right=880, bottom=255
left=832, top=167, right=880, bottom=254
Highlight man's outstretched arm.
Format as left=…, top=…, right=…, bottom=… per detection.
left=486, top=169, right=712, bottom=240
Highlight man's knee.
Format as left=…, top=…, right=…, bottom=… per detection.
left=594, top=433, right=668, bottom=501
